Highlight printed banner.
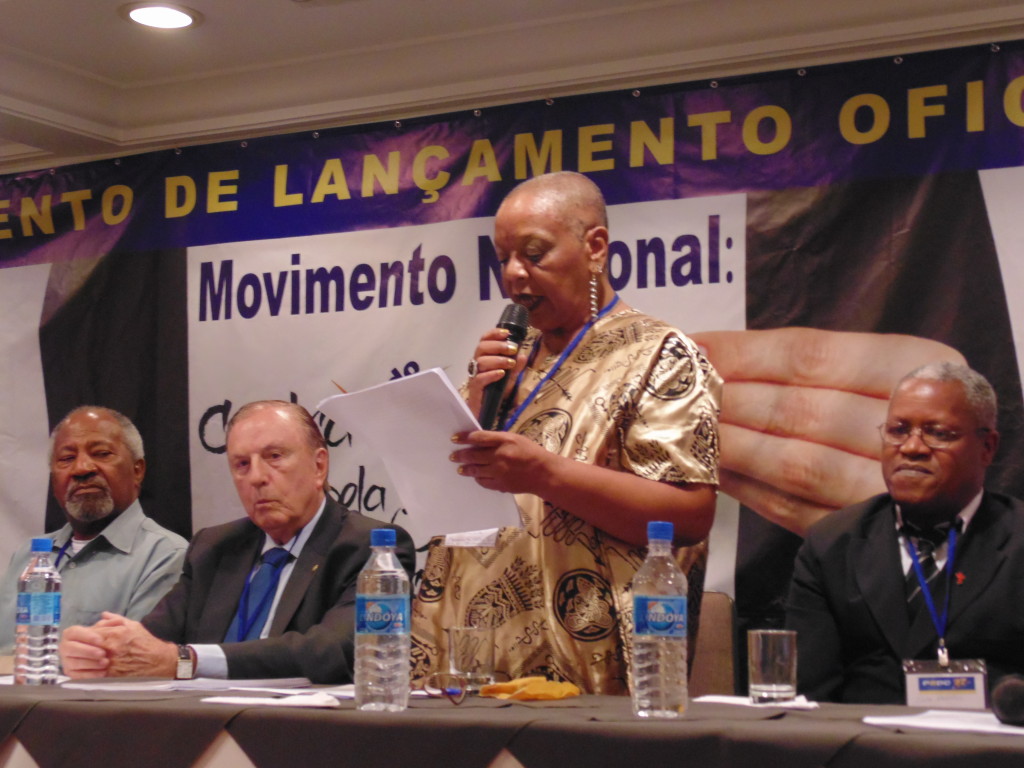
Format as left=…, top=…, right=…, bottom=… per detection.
left=186, top=195, right=747, bottom=548
left=2, top=42, right=1024, bottom=632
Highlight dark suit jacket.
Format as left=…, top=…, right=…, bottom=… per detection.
left=786, top=491, right=1024, bottom=704
left=142, top=497, right=415, bottom=684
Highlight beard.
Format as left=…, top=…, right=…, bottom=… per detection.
left=63, top=484, right=115, bottom=524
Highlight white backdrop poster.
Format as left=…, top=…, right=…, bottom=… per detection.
left=186, top=195, right=747, bottom=582
left=0, top=264, right=53, bottom=568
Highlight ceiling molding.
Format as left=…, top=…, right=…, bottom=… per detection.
left=2, top=0, right=1023, bottom=174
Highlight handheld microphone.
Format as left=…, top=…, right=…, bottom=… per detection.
left=993, top=674, right=1024, bottom=724
left=478, top=303, right=529, bottom=430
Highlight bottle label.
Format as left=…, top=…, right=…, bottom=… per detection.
left=16, top=592, right=61, bottom=626
left=355, top=594, right=410, bottom=635
left=633, top=595, right=686, bottom=637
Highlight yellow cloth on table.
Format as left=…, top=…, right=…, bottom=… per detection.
left=480, top=676, right=581, bottom=701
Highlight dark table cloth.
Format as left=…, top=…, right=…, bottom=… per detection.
left=0, top=688, right=1021, bottom=768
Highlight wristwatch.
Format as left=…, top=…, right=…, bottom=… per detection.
left=175, top=644, right=196, bottom=680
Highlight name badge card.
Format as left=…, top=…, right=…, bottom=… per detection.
left=903, top=659, right=988, bottom=709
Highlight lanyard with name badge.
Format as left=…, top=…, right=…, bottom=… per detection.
left=501, top=295, right=619, bottom=431
left=54, top=538, right=74, bottom=569
left=901, top=523, right=988, bottom=710
left=904, top=525, right=958, bottom=666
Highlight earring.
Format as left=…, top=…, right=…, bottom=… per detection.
left=589, top=272, right=599, bottom=321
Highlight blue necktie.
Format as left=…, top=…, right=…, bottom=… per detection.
left=226, top=547, right=291, bottom=642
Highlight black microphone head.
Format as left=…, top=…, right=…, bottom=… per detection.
left=478, top=303, right=530, bottom=430
left=497, top=303, right=529, bottom=343
left=992, top=674, right=1024, bottom=725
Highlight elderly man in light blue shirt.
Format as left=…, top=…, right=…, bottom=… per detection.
left=0, top=406, right=186, bottom=653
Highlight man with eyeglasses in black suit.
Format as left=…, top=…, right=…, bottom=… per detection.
left=786, top=361, right=1024, bottom=704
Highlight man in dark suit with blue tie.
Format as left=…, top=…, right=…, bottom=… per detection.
left=786, top=362, right=1024, bottom=704
left=59, top=400, right=415, bottom=684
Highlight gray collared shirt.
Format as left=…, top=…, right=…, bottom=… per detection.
left=0, top=500, right=187, bottom=653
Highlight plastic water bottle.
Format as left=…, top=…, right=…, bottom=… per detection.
left=15, top=537, right=62, bottom=685
left=354, top=528, right=410, bottom=711
left=630, top=520, right=688, bottom=718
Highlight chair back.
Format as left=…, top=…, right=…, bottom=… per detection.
left=689, top=590, right=736, bottom=696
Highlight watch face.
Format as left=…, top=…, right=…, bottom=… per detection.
left=176, top=647, right=194, bottom=679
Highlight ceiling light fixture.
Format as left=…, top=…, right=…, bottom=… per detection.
left=119, top=3, right=203, bottom=29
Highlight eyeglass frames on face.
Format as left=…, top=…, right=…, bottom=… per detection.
left=879, top=422, right=990, bottom=450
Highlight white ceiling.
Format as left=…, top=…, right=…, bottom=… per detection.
left=2, top=0, right=1024, bottom=175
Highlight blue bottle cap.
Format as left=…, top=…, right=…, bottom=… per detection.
left=370, top=528, right=396, bottom=547
left=647, top=521, right=673, bottom=542
left=30, top=537, right=52, bottom=553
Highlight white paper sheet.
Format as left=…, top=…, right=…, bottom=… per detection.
left=863, top=709, right=1024, bottom=735
left=695, top=694, right=818, bottom=709
left=0, top=675, right=69, bottom=685
left=59, top=676, right=312, bottom=692
left=317, top=368, right=521, bottom=540
left=314, top=684, right=429, bottom=700
left=202, top=692, right=340, bottom=708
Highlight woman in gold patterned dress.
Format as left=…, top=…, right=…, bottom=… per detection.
left=411, top=171, right=722, bottom=694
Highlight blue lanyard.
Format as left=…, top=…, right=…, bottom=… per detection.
left=235, top=541, right=296, bottom=642
left=54, top=538, right=74, bottom=569
left=905, top=526, right=958, bottom=662
left=501, top=295, right=619, bottom=431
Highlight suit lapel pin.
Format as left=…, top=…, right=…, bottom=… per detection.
left=312, top=564, right=319, bottom=573
left=955, top=571, right=965, bottom=585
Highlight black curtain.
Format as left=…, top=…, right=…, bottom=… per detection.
left=38, top=248, right=192, bottom=540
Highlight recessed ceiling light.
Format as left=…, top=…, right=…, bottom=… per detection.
left=120, top=3, right=203, bottom=29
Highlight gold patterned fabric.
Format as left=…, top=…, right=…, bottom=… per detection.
left=411, top=309, right=722, bottom=694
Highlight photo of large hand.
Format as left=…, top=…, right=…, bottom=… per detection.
left=690, top=327, right=966, bottom=536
